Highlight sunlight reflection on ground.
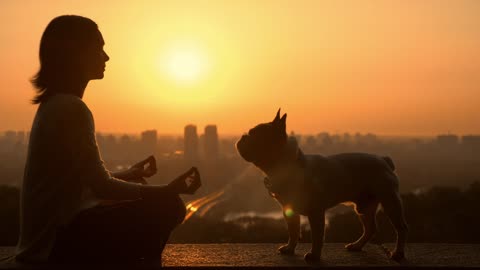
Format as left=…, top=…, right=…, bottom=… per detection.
left=162, top=243, right=480, bottom=267
left=162, top=243, right=396, bottom=267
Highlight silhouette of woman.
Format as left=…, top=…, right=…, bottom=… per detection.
left=15, top=15, right=201, bottom=264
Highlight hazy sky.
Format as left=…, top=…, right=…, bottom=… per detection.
left=1, top=0, right=479, bottom=136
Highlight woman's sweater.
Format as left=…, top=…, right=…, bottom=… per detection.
left=16, top=94, right=144, bottom=262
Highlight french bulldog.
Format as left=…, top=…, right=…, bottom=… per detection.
left=236, top=110, right=407, bottom=262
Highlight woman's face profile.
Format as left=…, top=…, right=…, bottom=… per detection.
left=80, top=29, right=110, bottom=81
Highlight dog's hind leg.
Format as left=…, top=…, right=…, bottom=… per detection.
left=379, top=190, right=408, bottom=261
left=345, top=201, right=379, bottom=251
left=304, top=211, right=325, bottom=261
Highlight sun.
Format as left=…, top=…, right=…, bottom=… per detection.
left=160, top=45, right=209, bottom=85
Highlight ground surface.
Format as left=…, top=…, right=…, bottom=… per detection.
left=1, top=243, right=480, bottom=268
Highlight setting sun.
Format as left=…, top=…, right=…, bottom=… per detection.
left=160, top=45, right=209, bottom=85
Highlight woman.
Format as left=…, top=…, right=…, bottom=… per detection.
left=15, top=15, right=201, bottom=264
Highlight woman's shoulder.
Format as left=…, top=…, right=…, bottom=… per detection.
left=37, top=94, right=92, bottom=124
left=41, top=94, right=89, bottom=113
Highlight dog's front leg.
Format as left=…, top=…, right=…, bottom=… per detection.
left=278, top=209, right=300, bottom=255
left=305, top=211, right=325, bottom=261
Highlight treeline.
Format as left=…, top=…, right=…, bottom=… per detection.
left=1, top=182, right=479, bottom=245
left=169, top=182, right=480, bottom=244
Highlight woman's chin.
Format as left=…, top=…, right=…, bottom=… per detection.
left=91, top=72, right=105, bottom=80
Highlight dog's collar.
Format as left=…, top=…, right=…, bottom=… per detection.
left=263, top=137, right=307, bottom=195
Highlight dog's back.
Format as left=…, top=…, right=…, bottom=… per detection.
left=302, top=153, right=398, bottom=208
left=328, top=153, right=395, bottom=175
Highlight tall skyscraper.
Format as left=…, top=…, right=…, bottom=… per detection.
left=204, top=125, right=219, bottom=160
left=184, top=125, right=199, bottom=161
left=141, top=129, right=158, bottom=151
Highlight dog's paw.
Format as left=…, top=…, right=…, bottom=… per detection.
left=278, top=244, right=295, bottom=255
left=304, top=252, right=321, bottom=262
left=389, top=250, right=405, bottom=262
left=345, top=242, right=363, bottom=252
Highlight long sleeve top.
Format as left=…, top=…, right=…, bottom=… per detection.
left=15, top=93, right=144, bottom=262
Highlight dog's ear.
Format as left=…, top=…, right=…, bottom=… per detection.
left=273, top=108, right=281, bottom=123
left=279, top=113, right=287, bottom=132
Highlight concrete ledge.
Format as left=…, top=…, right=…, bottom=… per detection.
left=1, top=243, right=480, bottom=268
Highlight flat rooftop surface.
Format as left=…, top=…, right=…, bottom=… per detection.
left=1, top=243, right=480, bottom=268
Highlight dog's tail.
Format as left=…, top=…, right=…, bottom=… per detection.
left=382, top=156, right=395, bottom=171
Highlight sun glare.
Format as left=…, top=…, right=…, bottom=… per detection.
left=160, top=45, right=209, bottom=85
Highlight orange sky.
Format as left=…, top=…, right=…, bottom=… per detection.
left=1, top=0, right=479, bottom=136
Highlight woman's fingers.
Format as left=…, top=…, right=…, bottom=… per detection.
left=144, top=156, right=157, bottom=176
left=134, top=157, right=150, bottom=168
left=168, top=167, right=201, bottom=194
left=148, top=156, right=157, bottom=171
left=178, top=167, right=196, bottom=180
left=132, top=155, right=157, bottom=178
left=186, top=170, right=201, bottom=194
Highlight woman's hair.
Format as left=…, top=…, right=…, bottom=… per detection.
left=31, top=15, right=99, bottom=104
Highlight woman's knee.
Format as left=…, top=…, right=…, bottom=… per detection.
left=142, top=194, right=186, bottom=226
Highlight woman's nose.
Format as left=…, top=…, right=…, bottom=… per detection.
left=104, top=51, right=110, bottom=62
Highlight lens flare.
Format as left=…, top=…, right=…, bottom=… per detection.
left=198, top=199, right=225, bottom=217
left=182, top=166, right=258, bottom=223
left=183, top=189, right=225, bottom=222
left=284, top=207, right=295, bottom=217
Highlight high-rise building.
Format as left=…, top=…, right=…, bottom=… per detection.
left=436, top=134, right=459, bottom=146
left=204, top=125, right=219, bottom=160
left=141, top=129, right=158, bottom=150
left=184, top=125, right=199, bottom=160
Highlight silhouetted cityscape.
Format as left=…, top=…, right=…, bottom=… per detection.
left=1, top=127, right=480, bottom=189
left=1, top=127, right=479, bottom=245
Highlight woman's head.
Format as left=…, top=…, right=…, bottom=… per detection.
left=32, top=15, right=109, bottom=104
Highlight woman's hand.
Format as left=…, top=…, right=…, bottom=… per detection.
left=130, top=155, right=157, bottom=179
left=168, top=167, right=201, bottom=194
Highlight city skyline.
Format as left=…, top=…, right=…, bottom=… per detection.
left=2, top=125, right=479, bottom=148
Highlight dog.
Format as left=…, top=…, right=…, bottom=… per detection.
left=236, top=109, right=407, bottom=262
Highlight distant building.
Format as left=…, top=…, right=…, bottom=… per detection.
left=184, top=125, right=199, bottom=160
left=363, top=133, right=378, bottom=145
left=141, top=129, right=157, bottom=151
left=343, top=133, right=352, bottom=144
left=317, top=132, right=332, bottom=146
left=4, top=130, right=16, bottom=144
left=436, top=134, right=459, bottom=146
left=16, top=131, right=25, bottom=145
left=119, top=134, right=132, bottom=146
left=204, top=125, right=219, bottom=160
left=105, top=134, right=117, bottom=146
left=462, top=135, right=480, bottom=148
left=304, top=135, right=317, bottom=150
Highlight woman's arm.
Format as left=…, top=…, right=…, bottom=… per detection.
left=65, top=97, right=200, bottom=199
left=111, top=168, right=147, bottom=184
left=111, top=156, right=157, bottom=183
left=111, top=168, right=135, bottom=181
